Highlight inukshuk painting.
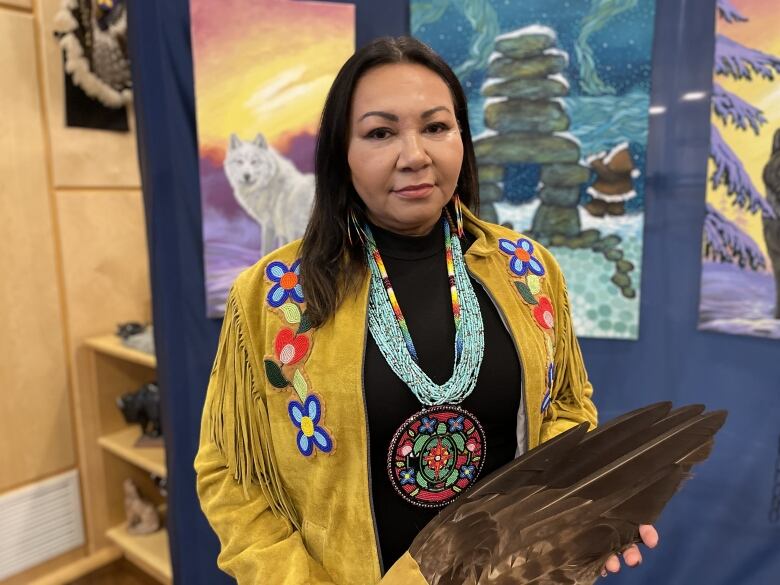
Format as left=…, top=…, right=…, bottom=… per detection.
left=698, top=0, right=780, bottom=339
left=412, top=0, right=657, bottom=339
left=190, top=0, right=354, bottom=317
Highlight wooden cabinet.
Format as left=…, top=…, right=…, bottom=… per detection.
left=69, top=335, right=171, bottom=584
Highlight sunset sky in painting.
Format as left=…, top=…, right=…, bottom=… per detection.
left=190, top=0, right=354, bottom=151
left=710, top=0, right=780, bottom=257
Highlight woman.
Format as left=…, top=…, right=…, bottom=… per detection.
left=195, top=36, right=656, bottom=584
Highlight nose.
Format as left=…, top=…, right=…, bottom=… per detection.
left=243, top=173, right=251, bottom=181
left=396, top=132, right=431, bottom=171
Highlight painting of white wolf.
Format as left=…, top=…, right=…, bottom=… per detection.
left=223, top=133, right=314, bottom=256
left=190, top=0, right=354, bottom=316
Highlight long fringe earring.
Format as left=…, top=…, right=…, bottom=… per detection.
left=453, top=193, right=465, bottom=238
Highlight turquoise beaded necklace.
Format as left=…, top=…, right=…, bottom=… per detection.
left=364, top=216, right=485, bottom=406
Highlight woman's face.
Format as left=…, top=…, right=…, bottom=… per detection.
left=347, top=63, right=464, bottom=236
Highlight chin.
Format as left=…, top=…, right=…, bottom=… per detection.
left=390, top=207, right=445, bottom=233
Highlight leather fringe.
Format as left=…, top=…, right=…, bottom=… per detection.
left=209, top=290, right=301, bottom=530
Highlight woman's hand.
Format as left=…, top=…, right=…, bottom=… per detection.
left=601, top=524, right=659, bottom=577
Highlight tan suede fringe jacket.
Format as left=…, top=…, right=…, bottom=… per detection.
left=195, top=209, right=598, bottom=584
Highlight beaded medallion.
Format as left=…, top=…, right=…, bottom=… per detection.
left=365, top=215, right=487, bottom=508
left=387, top=405, right=486, bottom=508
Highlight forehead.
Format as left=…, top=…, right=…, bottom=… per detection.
left=351, top=63, right=455, bottom=117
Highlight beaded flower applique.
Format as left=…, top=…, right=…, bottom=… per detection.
left=263, top=260, right=333, bottom=457
left=498, top=237, right=556, bottom=414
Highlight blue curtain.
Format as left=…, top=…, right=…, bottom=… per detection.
left=126, top=1, right=780, bottom=583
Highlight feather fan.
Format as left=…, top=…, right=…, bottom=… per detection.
left=408, top=402, right=727, bottom=585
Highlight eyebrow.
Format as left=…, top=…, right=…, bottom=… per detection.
left=358, top=106, right=451, bottom=122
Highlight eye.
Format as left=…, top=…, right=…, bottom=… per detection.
left=366, top=128, right=394, bottom=140
left=424, top=122, right=450, bottom=134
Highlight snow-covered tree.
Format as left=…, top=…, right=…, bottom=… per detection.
left=704, top=0, right=780, bottom=268
left=704, top=203, right=766, bottom=270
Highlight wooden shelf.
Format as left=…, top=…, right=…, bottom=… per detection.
left=106, top=524, right=172, bottom=585
left=74, top=335, right=171, bottom=583
left=84, top=335, right=156, bottom=369
left=98, top=427, right=167, bottom=479
left=28, top=547, right=122, bottom=585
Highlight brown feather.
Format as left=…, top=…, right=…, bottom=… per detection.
left=408, top=403, right=727, bottom=585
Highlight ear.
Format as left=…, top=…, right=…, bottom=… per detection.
left=229, top=134, right=241, bottom=150
left=253, top=133, right=268, bottom=149
left=773, top=129, right=780, bottom=156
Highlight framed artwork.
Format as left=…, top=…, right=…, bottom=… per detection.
left=190, top=0, right=354, bottom=316
left=413, top=0, right=657, bottom=339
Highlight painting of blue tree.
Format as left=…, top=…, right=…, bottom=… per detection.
left=699, top=0, right=780, bottom=339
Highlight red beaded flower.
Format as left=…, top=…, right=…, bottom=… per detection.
left=274, top=328, right=309, bottom=365
left=533, top=296, right=555, bottom=330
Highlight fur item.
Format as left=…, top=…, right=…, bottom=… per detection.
left=409, top=402, right=726, bottom=585
left=53, top=0, right=132, bottom=108
left=762, top=128, right=780, bottom=318
left=123, top=478, right=160, bottom=535
left=224, top=133, right=314, bottom=257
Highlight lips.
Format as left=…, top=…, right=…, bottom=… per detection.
left=393, top=183, right=434, bottom=198
left=395, top=183, right=433, bottom=192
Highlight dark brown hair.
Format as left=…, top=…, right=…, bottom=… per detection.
left=300, top=36, right=479, bottom=327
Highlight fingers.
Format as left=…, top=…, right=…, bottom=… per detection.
left=622, top=544, right=643, bottom=567
left=604, top=554, right=621, bottom=574
left=639, top=524, right=659, bottom=548
left=601, top=544, right=643, bottom=577
left=601, top=526, right=659, bottom=577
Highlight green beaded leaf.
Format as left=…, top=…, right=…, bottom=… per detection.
left=263, top=359, right=289, bottom=388
left=413, top=434, right=428, bottom=456
left=416, top=472, right=429, bottom=489
left=445, top=469, right=459, bottom=487
left=292, top=369, right=307, bottom=401
left=297, top=312, right=313, bottom=334
left=452, top=433, right=465, bottom=452
left=279, top=303, right=301, bottom=324
left=515, top=281, right=538, bottom=305
left=436, top=422, right=447, bottom=435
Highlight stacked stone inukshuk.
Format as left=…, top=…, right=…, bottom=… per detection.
left=475, top=25, right=589, bottom=238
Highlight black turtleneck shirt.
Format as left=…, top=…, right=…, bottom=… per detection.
left=363, top=221, right=523, bottom=570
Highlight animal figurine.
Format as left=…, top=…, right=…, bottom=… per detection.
left=116, top=382, right=162, bottom=438
left=116, top=322, right=155, bottom=355
left=123, top=478, right=160, bottom=535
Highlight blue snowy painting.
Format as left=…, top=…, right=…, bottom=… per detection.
left=412, top=0, right=657, bottom=339
left=698, top=0, right=780, bottom=340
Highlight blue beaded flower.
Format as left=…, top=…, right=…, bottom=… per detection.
left=419, top=416, right=437, bottom=434
left=448, top=415, right=465, bottom=433
left=459, top=464, right=476, bottom=479
left=399, top=468, right=416, bottom=486
left=288, top=395, right=333, bottom=456
left=266, top=259, right=304, bottom=307
left=498, top=238, right=545, bottom=277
